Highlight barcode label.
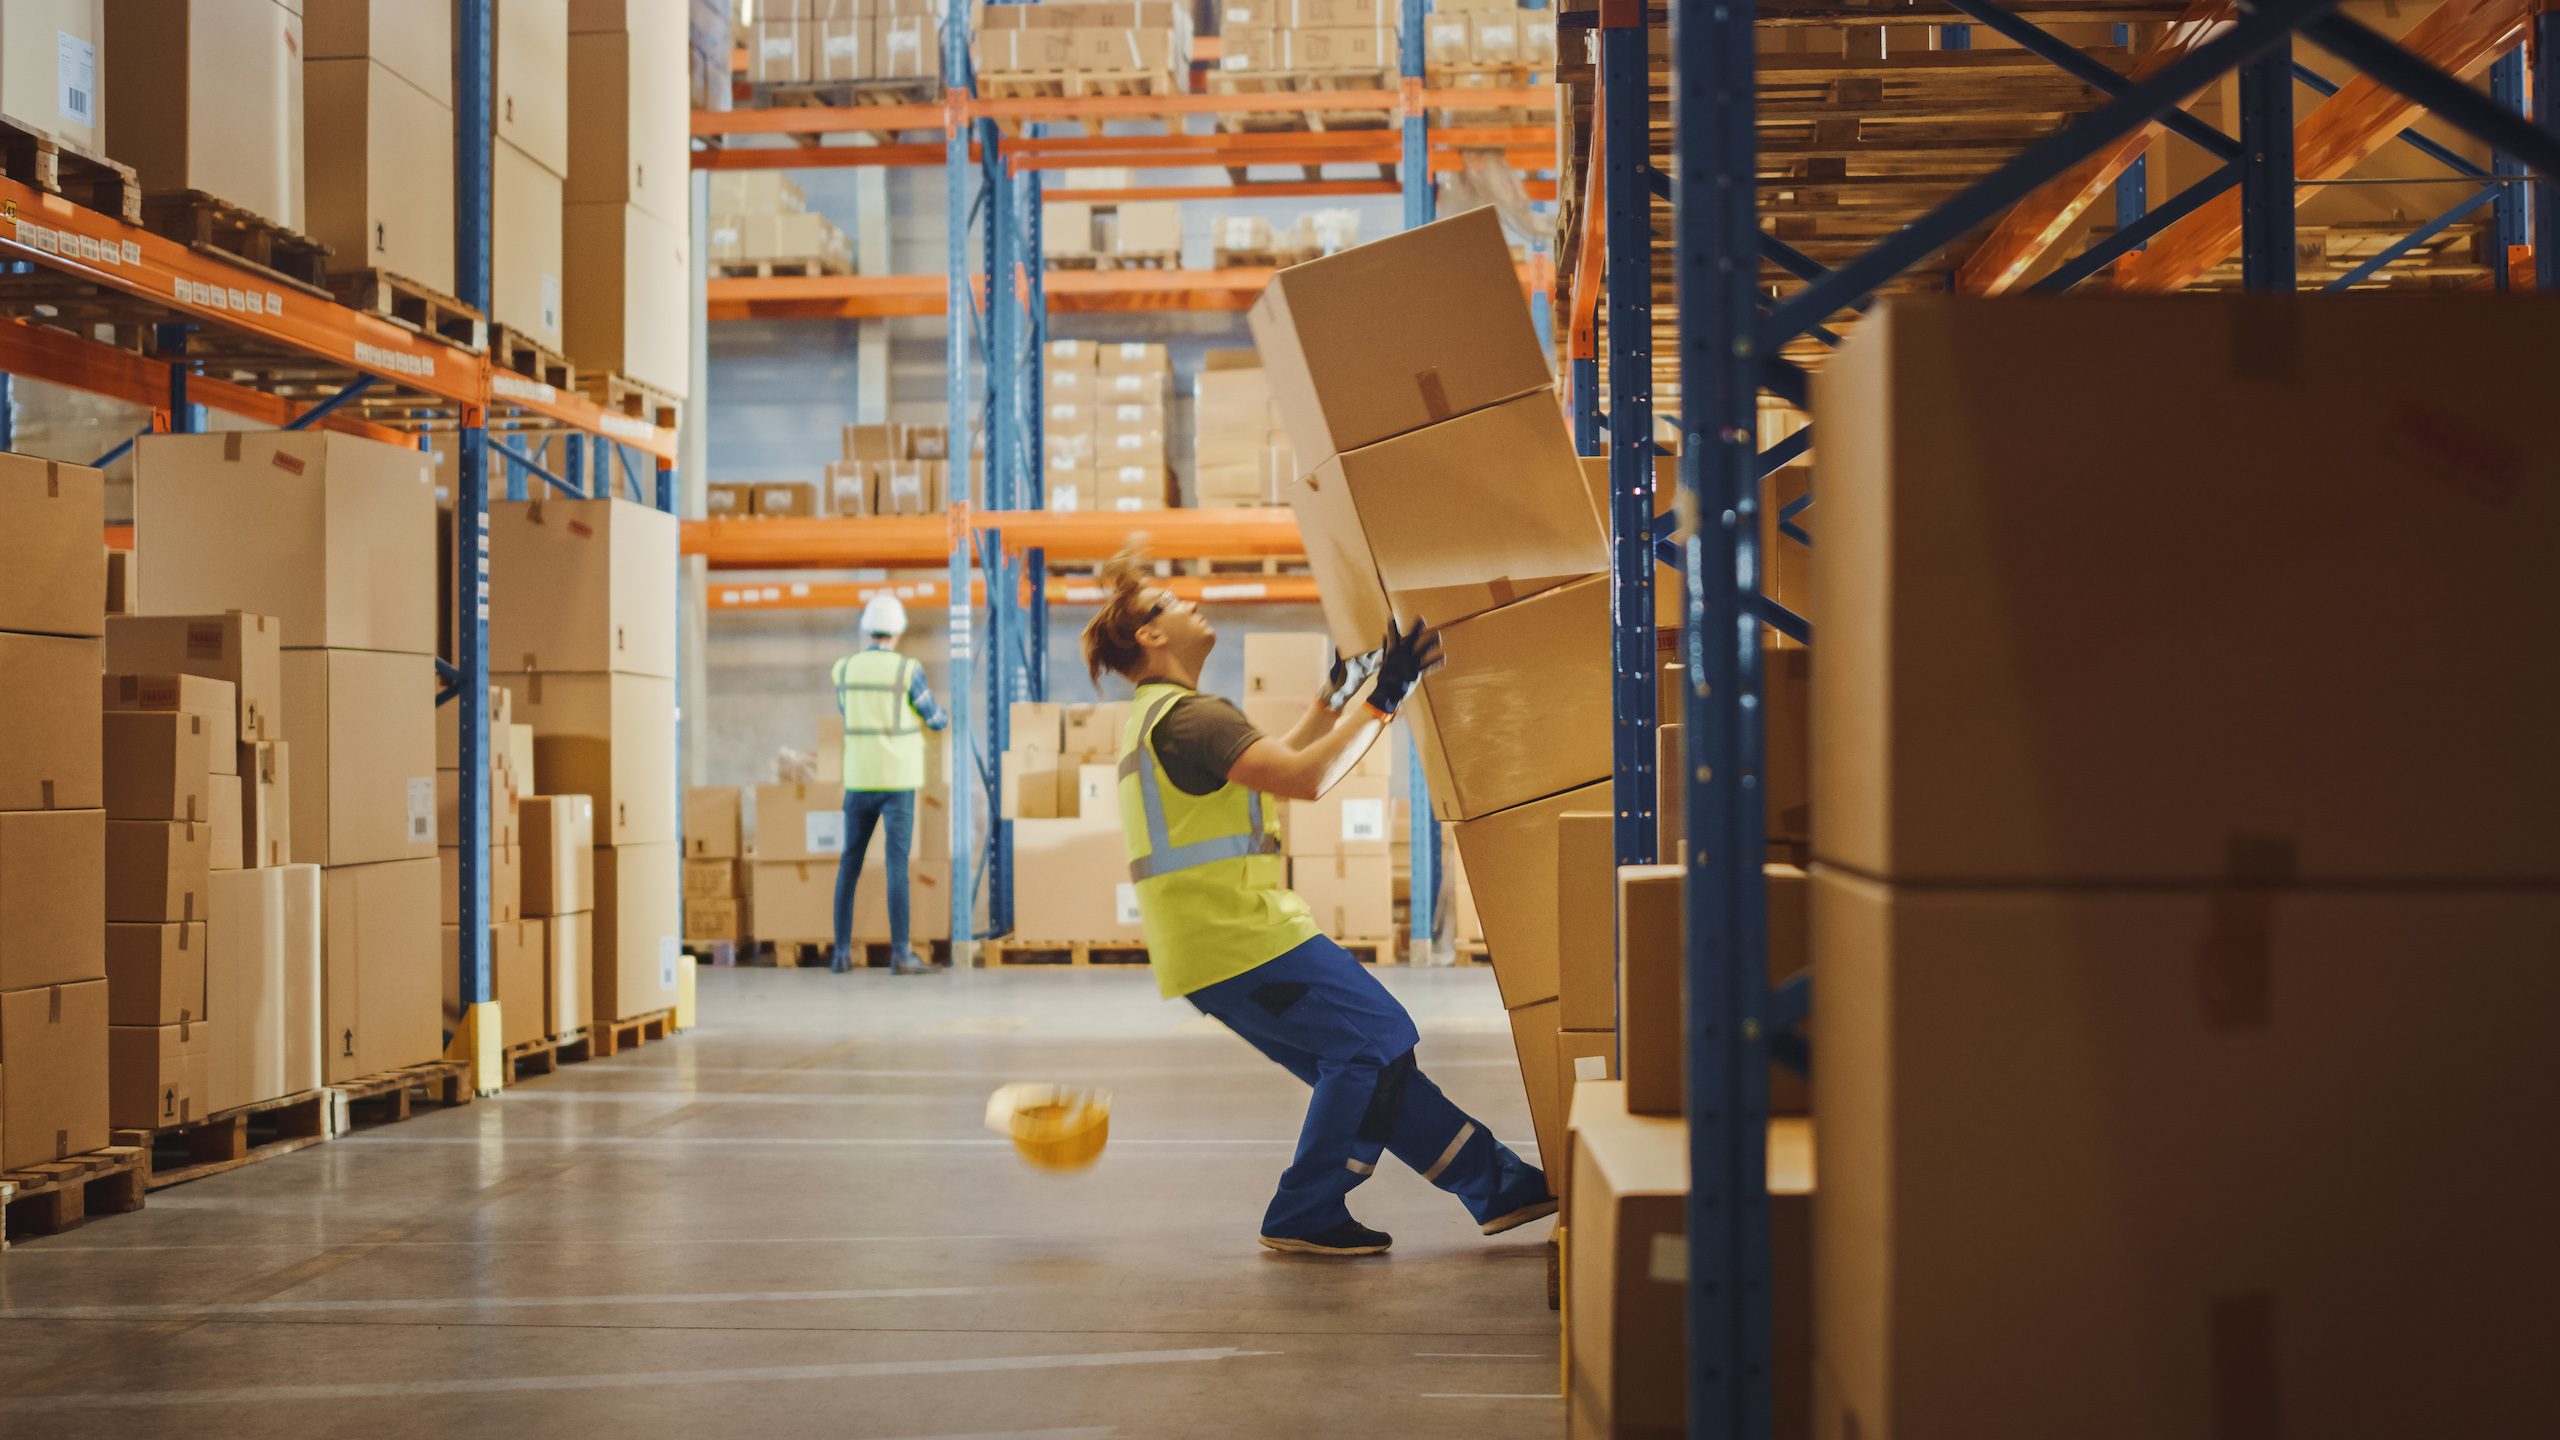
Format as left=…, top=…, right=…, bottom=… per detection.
left=1341, top=798, right=1387, bottom=842
left=1114, top=883, right=1142, bottom=926
left=57, top=33, right=94, bottom=124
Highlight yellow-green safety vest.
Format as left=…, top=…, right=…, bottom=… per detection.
left=1117, top=682, right=1317, bottom=998
left=833, top=649, right=925, bottom=791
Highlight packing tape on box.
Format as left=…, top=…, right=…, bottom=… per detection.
left=46, top=464, right=60, bottom=498
left=2209, top=1292, right=2280, bottom=1439
left=48, top=983, right=64, bottom=1020
left=1416, top=369, right=1452, bottom=421
left=224, top=432, right=244, bottom=461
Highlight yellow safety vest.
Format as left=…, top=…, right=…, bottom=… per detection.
left=1118, top=682, right=1317, bottom=998
left=833, top=649, right=924, bottom=791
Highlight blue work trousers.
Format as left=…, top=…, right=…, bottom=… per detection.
left=831, top=787, right=915, bottom=968
left=1187, top=934, right=1550, bottom=1240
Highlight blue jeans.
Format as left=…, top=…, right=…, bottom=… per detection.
left=1186, top=934, right=1551, bottom=1239
left=831, top=788, right=915, bottom=967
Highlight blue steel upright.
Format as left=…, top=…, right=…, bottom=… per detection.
left=1670, top=0, right=1774, bottom=1430
left=943, top=0, right=978, bottom=954
left=1400, top=0, right=1431, bottom=229
left=1599, top=9, right=1655, bottom=869
left=2537, top=12, right=2559, bottom=292
left=451, top=0, right=495, bottom=1020
left=2237, top=45, right=2294, bottom=291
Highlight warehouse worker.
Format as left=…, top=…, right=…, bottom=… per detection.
left=831, top=594, right=950, bottom=976
left=1081, top=549, right=1555, bottom=1256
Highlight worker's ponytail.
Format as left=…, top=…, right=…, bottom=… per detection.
left=1081, top=538, right=1154, bottom=687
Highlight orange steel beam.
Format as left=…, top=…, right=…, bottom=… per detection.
left=1568, top=82, right=1607, bottom=361
left=709, top=259, right=1551, bottom=320
left=693, top=142, right=959, bottom=169
left=0, top=318, right=410, bottom=445
left=709, top=573, right=1321, bottom=611
left=684, top=508, right=1304, bottom=568
left=692, top=87, right=1553, bottom=136
left=1955, top=0, right=2236, bottom=295
left=2114, top=0, right=2530, bottom=291
left=693, top=102, right=947, bottom=135
left=1044, top=180, right=1402, bottom=201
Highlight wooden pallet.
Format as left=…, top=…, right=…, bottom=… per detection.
left=712, top=256, right=852, bottom=279
left=1046, top=251, right=1183, bottom=271
left=752, top=78, right=939, bottom=111
left=1204, top=70, right=1396, bottom=133
left=138, top=189, right=332, bottom=294
left=504, top=1035, right=561, bottom=1083
left=590, top=1008, right=677, bottom=1059
left=551, top=1027, right=597, bottom=1066
left=1211, top=246, right=1319, bottom=269
left=1338, top=938, right=1396, bottom=967
left=987, top=939, right=1150, bottom=967
left=2, top=1147, right=146, bottom=1245
left=325, top=268, right=487, bottom=352
left=111, top=1089, right=330, bottom=1192
left=0, top=112, right=142, bottom=223
left=1454, top=941, right=1491, bottom=967
left=761, top=939, right=953, bottom=969
left=980, top=71, right=1179, bottom=100
left=685, top=938, right=748, bottom=967
left=327, top=1061, right=472, bottom=1134
left=489, top=323, right=575, bottom=392
left=572, top=370, right=682, bottom=432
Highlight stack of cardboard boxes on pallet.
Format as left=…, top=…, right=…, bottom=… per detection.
left=521, top=793, right=595, bottom=1037
left=1044, top=195, right=1184, bottom=267
left=682, top=788, right=749, bottom=946
left=704, top=424, right=950, bottom=519
left=706, top=172, right=853, bottom=275
left=1234, top=634, right=1397, bottom=943
left=976, top=1, right=1191, bottom=92
left=751, top=726, right=954, bottom=956
left=566, top=0, right=692, bottom=397
left=1043, top=342, right=1171, bottom=513
left=1218, top=0, right=1397, bottom=73
left=1002, top=701, right=1139, bottom=944
left=489, top=497, right=682, bottom=1026
left=1802, top=297, right=2560, bottom=1436
left=745, top=0, right=943, bottom=87
left=434, top=690, right=548, bottom=1053
left=492, top=0, right=572, bottom=353
left=1192, top=351, right=1294, bottom=509
left=1419, top=0, right=1559, bottom=75
left=1208, top=211, right=1362, bottom=267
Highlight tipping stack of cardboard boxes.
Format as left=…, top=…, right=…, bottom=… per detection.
left=746, top=0, right=944, bottom=87
left=1043, top=341, right=1170, bottom=514
left=565, top=0, right=690, bottom=396
left=977, top=2, right=1190, bottom=92
left=490, top=496, right=681, bottom=1025
left=706, top=171, right=851, bottom=275
left=1217, top=0, right=1398, bottom=74
left=0, top=453, right=108, bottom=1173
left=1192, top=351, right=1294, bottom=509
left=1800, top=296, right=2560, bottom=1438
left=683, top=787, right=750, bottom=945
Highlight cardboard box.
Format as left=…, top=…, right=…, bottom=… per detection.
left=271, top=863, right=324, bottom=1099
left=704, top=481, right=754, bottom=517
left=1613, top=862, right=1810, bottom=1119
left=203, top=864, right=279, bottom=1111
left=755, top=781, right=844, bottom=862
left=107, top=819, right=211, bottom=924
left=592, top=841, right=679, bottom=1020
left=1813, top=295, right=2560, bottom=886
left=751, top=481, right=817, bottom=518
left=1114, top=199, right=1182, bottom=254
left=0, top=979, right=108, bottom=1169
left=1506, top=997, right=1563, bottom=1170
left=243, top=740, right=294, bottom=868
left=0, top=0, right=105, bottom=154
left=438, top=842, right=522, bottom=926
left=436, top=768, right=522, bottom=851
left=103, top=710, right=214, bottom=823
left=685, top=787, right=743, bottom=858
left=303, top=57, right=458, bottom=293
left=107, top=922, right=206, bottom=1026
left=1243, top=632, right=1327, bottom=700
left=1011, top=815, right=1144, bottom=943
left=876, top=12, right=939, bottom=79
left=281, top=649, right=437, bottom=867
left=1554, top=811, right=1616, bottom=1032
left=1290, top=852, right=1392, bottom=938
left=847, top=846, right=952, bottom=945
left=0, top=632, right=101, bottom=812
left=493, top=136, right=565, bottom=347
left=544, top=910, right=591, bottom=1035
left=0, top=452, right=106, bottom=638
left=1290, top=388, right=1603, bottom=652
left=488, top=498, right=678, bottom=676
left=1000, top=752, right=1060, bottom=821
left=0, top=809, right=105, bottom=993
left=685, top=895, right=748, bottom=942
left=1811, top=869, right=2558, bottom=1439
left=104, top=673, right=237, bottom=776
left=708, top=169, right=804, bottom=215
left=1246, top=207, right=1549, bottom=468
left=566, top=22, right=688, bottom=225
left=104, top=612, right=283, bottom=742
left=104, top=0, right=307, bottom=230
left=439, top=920, right=547, bottom=1048
left=208, top=774, right=244, bottom=872
left=564, top=200, right=690, bottom=397
left=1408, top=577, right=1611, bottom=822
left=492, top=0, right=568, bottom=173
left=309, top=0, right=456, bottom=105
left=132, top=433, right=436, bottom=653
left=1060, top=702, right=1126, bottom=757
left=521, top=795, right=596, bottom=914
left=496, top=671, right=675, bottom=845
left=109, top=1017, right=212, bottom=1129
left=744, top=14, right=803, bottom=83
left=749, top=859, right=834, bottom=942
left=1452, top=780, right=1606, bottom=1010
left=320, top=857, right=441, bottom=1083
left=682, top=859, right=740, bottom=901
left=1284, top=775, right=1391, bottom=859
left=808, top=15, right=864, bottom=79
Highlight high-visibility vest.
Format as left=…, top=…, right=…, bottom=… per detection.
left=1117, top=682, right=1317, bottom=998
left=832, top=649, right=925, bottom=791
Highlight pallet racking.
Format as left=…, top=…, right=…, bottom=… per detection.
left=1553, top=0, right=2559, bottom=1432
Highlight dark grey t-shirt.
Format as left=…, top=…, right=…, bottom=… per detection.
left=1150, top=692, right=1264, bottom=797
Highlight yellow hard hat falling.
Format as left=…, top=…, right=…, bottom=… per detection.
left=985, top=1083, right=1112, bottom=1172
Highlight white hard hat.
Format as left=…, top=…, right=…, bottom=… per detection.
left=861, top=594, right=908, bottom=639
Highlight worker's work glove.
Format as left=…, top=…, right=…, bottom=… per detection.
left=1319, top=645, right=1381, bottom=712
left=1364, top=618, right=1443, bottom=717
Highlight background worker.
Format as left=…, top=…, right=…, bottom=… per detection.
left=1082, top=550, right=1555, bottom=1257
left=831, top=594, right=950, bottom=975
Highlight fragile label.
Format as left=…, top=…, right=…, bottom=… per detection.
left=1340, top=798, right=1386, bottom=843
left=406, top=777, right=436, bottom=845
left=1573, top=1054, right=1609, bottom=1082
left=1114, top=882, right=1143, bottom=926
left=805, top=811, right=846, bottom=856
left=184, top=621, right=224, bottom=658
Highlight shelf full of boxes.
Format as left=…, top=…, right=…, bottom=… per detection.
left=0, top=0, right=701, bottom=1239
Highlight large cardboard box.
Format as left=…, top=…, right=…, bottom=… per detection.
left=243, top=740, right=294, bottom=868
left=1, top=809, right=106, bottom=991
left=103, top=0, right=306, bottom=230
left=1011, top=815, right=1143, bottom=943
left=1552, top=1030, right=1615, bottom=1204
left=497, top=671, right=676, bottom=845
left=104, top=612, right=283, bottom=742
left=1, top=0, right=105, bottom=154
left=1505, top=997, right=1562, bottom=1170
left=102, top=710, right=213, bottom=823
left=320, top=857, right=441, bottom=1082
left=0, top=632, right=101, bottom=812
left=302, top=57, right=456, bottom=293
left=1614, top=862, right=1810, bottom=1119
left=1284, top=775, right=1391, bottom=858
left=521, top=794, right=596, bottom=914
left=281, top=649, right=437, bottom=867
left=0, top=979, right=108, bottom=1169
left=565, top=22, right=688, bottom=224
left=493, top=136, right=565, bottom=348
left=132, top=433, right=437, bottom=654
left=109, top=1017, right=212, bottom=1129
left=274, top=862, right=322, bottom=1101
left=1407, top=577, right=1611, bottom=821
left=847, top=845, right=952, bottom=945
left=1812, top=295, right=2560, bottom=886
left=106, top=818, right=211, bottom=924
left=1246, top=207, right=1549, bottom=468
left=308, top=0, right=455, bottom=106
left=0, top=451, right=105, bottom=638
left=755, top=781, right=844, bottom=862
left=749, top=859, right=835, bottom=942
left=1290, top=853, right=1392, bottom=939
left=440, top=919, right=546, bottom=1048
left=103, top=673, right=236, bottom=776
left=544, top=910, right=591, bottom=1035
left=591, top=842, right=678, bottom=1020
left=438, top=842, right=522, bottom=926
left=1242, top=632, right=1327, bottom=701
left=563, top=201, right=689, bottom=397
left=488, top=499, right=678, bottom=676
left=1453, top=780, right=1607, bottom=1010
left=107, top=921, right=206, bottom=1026
left=204, top=864, right=279, bottom=1112
left=682, top=858, right=738, bottom=900
left=493, top=0, right=568, bottom=174
left=1813, top=870, right=2560, bottom=1438
left=685, top=786, right=742, bottom=858
left=1290, top=389, right=1604, bottom=652
left=1554, top=811, right=1616, bottom=1032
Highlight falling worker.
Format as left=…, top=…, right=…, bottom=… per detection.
left=830, top=593, right=950, bottom=976
left=1080, top=547, right=1556, bottom=1256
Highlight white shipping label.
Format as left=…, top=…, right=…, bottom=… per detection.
left=825, top=34, right=858, bottom=60
left=1113, top=497, right=1143, bottom=512
left=1051, top=485, right=1081, bottom=511
left=1340, top=798, right=1387, bottom=843
left=1114, top=882, right=1143, bottom=926
left=1648, top=1233, right=1690, bottom=1284
left=659, top=937, right=680, bottom=991
left=805, top=811, right=846, bottom=856
left=57, top=33, right=94, bottom=126
left=1573, top=1054, right=1609, bottom=1082
left=540, top=273, right=560, bottom=332
left=406, top=778, right=436, bottom=844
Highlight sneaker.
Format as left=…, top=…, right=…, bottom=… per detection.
left=889, top=954, right=932, bottom=976
left=1479, top=1196, right=1560, bottom=1236
left=1259, top=1219, right=1393, bottom=1257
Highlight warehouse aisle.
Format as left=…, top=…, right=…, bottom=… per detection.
left=0, top=968, right=1560, bottom=1439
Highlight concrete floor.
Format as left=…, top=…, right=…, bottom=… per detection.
left=0, top=966, right=1563, bottom=1439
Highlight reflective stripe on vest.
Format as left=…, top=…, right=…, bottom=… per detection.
left=834, top=655, right=919, bottom=737
left=1120, top=690, right=1279, bottom=883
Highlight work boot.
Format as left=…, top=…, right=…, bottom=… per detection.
left=1478, top=1154, right=1560, bottom=1235
left=1259, top=1219, right=1392, bottom=1257
left=829, top=946, right=854, bottom=974
left=889, top=949, right=931, bottom=976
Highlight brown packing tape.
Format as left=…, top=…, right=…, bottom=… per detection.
left=1416, top=369, right=1452, bottom=422
left=47, top=463, right=60, bottom=497
left=2209, top=1292, right=2282, bottom=1440
left=1486, top=576, right=1516, bottom=608
left=56, top=1128, right=68, bottom=1158
left=223, top=432, right=244, bottom=461
left=41, top=779, right=54, bottom=808
left=49, top=984, right=63, bottom=1020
